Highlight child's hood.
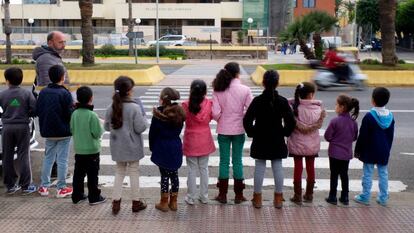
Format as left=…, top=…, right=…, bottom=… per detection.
left=370, top=107, right=394, bottom=129
left=153, top=103, right=186, bottom=126
left=183, top=98, right=212, bottom=123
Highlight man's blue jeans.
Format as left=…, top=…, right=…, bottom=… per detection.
left=41, top=138, right=71, bottom=189
left=360, top=163, right=389, bottom=203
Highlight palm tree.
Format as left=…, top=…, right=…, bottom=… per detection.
left=127, top=0, right=134, bottom=56
left=379, top=0, right=398, bottom=65
left=305, top=11, right=338, bottom=60
left=2, top=0, right=12, bottom=64
left=280, top=11, right=337, bottom=60
left=280, top=19, right=316, bottom=60
left=79, top=0, right=95, bottom=65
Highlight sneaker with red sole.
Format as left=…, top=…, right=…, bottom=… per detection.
left=38, top=187, right=49, bottom=197
left=56, top=187, right=73, bottom=198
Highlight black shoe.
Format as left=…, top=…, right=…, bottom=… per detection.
left=325, top=197, right=338, bottom=205
left=89, top=196, right=107, bottom=206
left=339, top=197, right=349, bottom=205
left=72, top=194, right=88, bottom=204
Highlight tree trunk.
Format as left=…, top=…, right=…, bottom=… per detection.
left=299, top=39, right=316, bottom=60
left=3, top=0, right=12, bottom=64
left=128, top=0, right=134, bottom=56
left=379, top=0, right=398, bottom=65
left=313, top=33, right=323, bottom=60
left=79, top=0, right=95, bottom=65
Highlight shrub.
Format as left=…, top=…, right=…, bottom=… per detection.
left=398, top=59, right=406, bottom=64
left=362, top=58, right=381, bottom=65
left=99, top=44, right=116, bottom=57
left=11, top=58, right=30, bottom=64
left=94, top=45, right=185, bottom=58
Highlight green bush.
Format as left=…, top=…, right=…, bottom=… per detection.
left=94, top=45, right=185, bottom=58
left=99, top=44, right=116, bottom=57
left=11, top=58, right=30, bottom=64
left=362, top=58, right=381, bottom=65
left=398, top=59, right=406, bottom=64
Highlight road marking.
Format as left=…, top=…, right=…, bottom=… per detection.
left=100, top=139, right=329, bottom=151
left=99, top=155, right=362, bottom=169
left=400, top=152, right=414, bottom=156
left=65, top=176, right=406, bottom=192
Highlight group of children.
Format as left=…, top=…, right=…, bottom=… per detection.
left=0, top=62, right=394, bottom=215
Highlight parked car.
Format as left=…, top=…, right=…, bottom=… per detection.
left=371, top=38, right=382, bottom=51
left=12, top=39, right=36, bottom=45
left=0, top=40, right=6, bottom=45
left=66, top=40, right=83, bottom=46
left=0, top=107, right=38, bottom=171
left=148, top=35, right=187, bottom=47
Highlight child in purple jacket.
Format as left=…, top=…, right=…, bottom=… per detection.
left=324, top=94, right=359, bottom=205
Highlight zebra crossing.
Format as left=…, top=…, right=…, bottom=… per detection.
left=76, top=85, right=407, bottom=192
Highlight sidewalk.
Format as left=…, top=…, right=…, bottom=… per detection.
left=1, top=192, right=413, bottom=233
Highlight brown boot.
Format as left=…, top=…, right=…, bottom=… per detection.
left=251, top=192, right=262, bottom=209
left=112, top=199, right=121, bottom=215
left=155, top=192, right=169, bottom=212
left=234, top=179, right=247, bottom=204
left=303, top=181, right=315, bottom=203
left=290, top=182, right=302, bottom=205
left=168, top=192, right=178, bottom=211
left=215, top=179, right=228, bottom=204
left=132, top=200, right=147, bottom=212
left=274, top=193, right=283, bottom=209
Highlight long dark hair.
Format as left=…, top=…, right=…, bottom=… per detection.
left=111, top=76, right=135, bottom=129
left=292, top=82, right=316, bottom=117
left=262, top=70, right=280, bottom=107
left=337, top=94, right=360, bottom=120
left=212, top=62, right=240, bottom=92
left=189, top=79, right=207, bottom=115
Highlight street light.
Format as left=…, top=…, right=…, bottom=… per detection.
left=28, top=18, right=34, bottom=42
left=134, top=18, right=141, bottom=64
left=156, top=0, right=159, bottom=64
left=247, top=17, right=253, bottom=46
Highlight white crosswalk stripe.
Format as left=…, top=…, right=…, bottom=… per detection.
left=65, top=85, right=407, bottom=192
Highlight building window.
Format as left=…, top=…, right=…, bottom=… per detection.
left=294, top=0, right=297, bottom=8
left=303, top=0, right=315, bottom=8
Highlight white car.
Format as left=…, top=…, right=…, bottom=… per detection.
left=148, top=35, right=187, bottom=47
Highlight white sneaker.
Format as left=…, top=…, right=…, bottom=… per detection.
left=185, top=196, right=195, bottom=205
left=199, top=196, right=209, bottom=204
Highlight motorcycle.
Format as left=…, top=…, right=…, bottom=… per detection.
left=310, top=54, right=367, bottom=91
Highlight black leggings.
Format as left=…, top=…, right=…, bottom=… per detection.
left=328, top=157, right=350, bottom=199
left=159, top=167, right=179, bottom=193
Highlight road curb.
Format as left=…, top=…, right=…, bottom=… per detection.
left=251, top=65, right=414, bottom=86
left=0, top=65, right=165, bottom=86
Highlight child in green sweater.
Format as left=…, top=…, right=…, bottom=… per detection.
left=70, top=86, right=106, bottom=205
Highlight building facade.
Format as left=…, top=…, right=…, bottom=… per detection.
left=1, top=0, right=335, bottom=44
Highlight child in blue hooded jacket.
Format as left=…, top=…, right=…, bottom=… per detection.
left=354, top=87, right=395, bottom=206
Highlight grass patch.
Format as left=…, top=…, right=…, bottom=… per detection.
left=0, top=63, right=153, bottom=70
left=263, top=63, right=414, bottom=71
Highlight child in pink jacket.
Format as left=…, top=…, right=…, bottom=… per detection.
left=212, top=62, right=253, bottom=204
left=182, top=80, right=216, bottom=205
left=287, top=82, right=326, bottom=205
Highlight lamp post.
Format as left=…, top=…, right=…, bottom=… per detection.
left=247, top=17, right=253, bottom=46
left=134, top=18, right=142, bottom=63
left=28, top=18, right=34, bottom=42
left=156, top=0, right=159, bottom=64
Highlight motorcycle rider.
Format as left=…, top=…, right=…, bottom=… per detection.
left=322, top=46, right=349, bottom=83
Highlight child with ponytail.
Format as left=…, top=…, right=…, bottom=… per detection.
left=182, top=80, right=215, bottom=205
left=104, top=76, right=148, bottom=215
left=150, top=87, right=186, bottom=212
left=324, top=94, right=359, bottom=205
left=287, top=82, right=326, bottom=205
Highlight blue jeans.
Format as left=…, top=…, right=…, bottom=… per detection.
left=41, top=138, right=71, bottom=189
left=360, top=163, right=389, bottom=203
